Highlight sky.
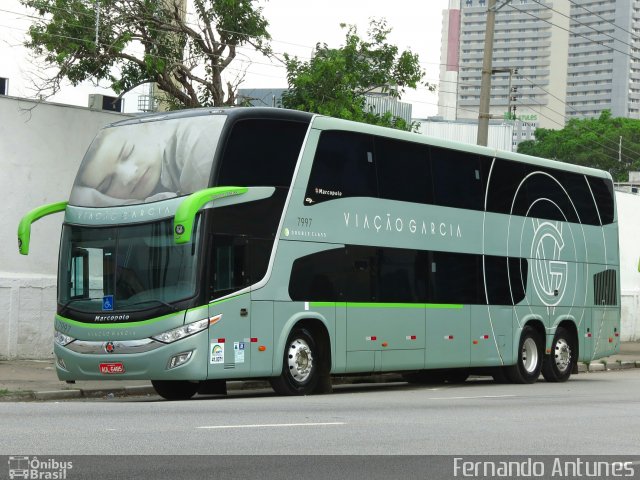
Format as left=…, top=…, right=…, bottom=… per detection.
left=0, top=0, right=449, bottom=118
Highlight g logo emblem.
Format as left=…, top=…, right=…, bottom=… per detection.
left=530, top=220, right=567, bottom=309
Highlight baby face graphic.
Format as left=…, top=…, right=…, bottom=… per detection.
left=79, top=125, right=163, bottom=200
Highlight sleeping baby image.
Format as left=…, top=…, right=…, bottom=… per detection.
left=69, top=115, right=220, bottom=207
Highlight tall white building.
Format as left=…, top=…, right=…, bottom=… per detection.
left=438, top=0, right=640, bottom=134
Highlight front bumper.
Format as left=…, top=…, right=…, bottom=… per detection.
left=54, top=330, right=209, bottom=381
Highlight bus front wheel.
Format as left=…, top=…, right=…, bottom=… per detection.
left=270, top=327, right=319, bottom=396
left=541, top=327, right=576, bottom=382
left=506, top=326, right=543, bottom=384
left=152, top=380, right=199, bottom=400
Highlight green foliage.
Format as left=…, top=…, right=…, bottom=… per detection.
left=517, top=111, right=640, bottom=181
left=20, top=0, right=271, bottom=108
left=281, top=19, right=427, bottom=131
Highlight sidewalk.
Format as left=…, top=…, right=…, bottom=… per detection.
left=1, top=342, right=639, bottom=401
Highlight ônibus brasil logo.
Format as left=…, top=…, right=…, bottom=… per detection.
left=530, top=220, right=568, bottom=313
left=8, top=456, right=73, bottom=479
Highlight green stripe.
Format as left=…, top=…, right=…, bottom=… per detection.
left=309, top=302, right=463, bottom=309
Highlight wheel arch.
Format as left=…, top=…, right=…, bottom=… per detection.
left=273, top=313, right=332, bottom=376
left=508, top=316, right=546, bottom=366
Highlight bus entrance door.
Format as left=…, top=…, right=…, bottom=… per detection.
left=207, top=295, right=252, bottom=379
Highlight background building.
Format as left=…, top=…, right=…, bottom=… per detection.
left=438, top=0, right=640, bottom=135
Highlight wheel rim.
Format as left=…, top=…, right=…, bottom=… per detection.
left=554, top=338, right=572, bottom=373
left=287, top=338, right=314, bottom=384
left=521, top=337, right=539, bottom=374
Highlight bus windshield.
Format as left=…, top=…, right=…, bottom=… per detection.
left=68, top=114, right=226, bottom=207
left=58, top=217, right=201, bottom=314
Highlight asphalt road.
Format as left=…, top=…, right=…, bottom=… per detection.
left=2, top=369, right=639, bottom=458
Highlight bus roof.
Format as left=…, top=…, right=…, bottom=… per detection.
left=102, top=107, right=610, bottom=182
left=103, top=106, right=314, bottom=129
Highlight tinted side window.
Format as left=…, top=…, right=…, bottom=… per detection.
left=431, top=147, right=485, bottom=210
left=288, top=246, right=377, bottom=302
left=486, top=159, right=528, bottom=214
left=217, top=119, right=308, bottom=187
left=563, top=174, right=600, bottom=225
left=375, top=137, right=432, bottom=204
left=378, top=248, right=422, bottom=302
left=487, top=160, right=608, bottom=226
left=289, top=246, right=529, bottom=305
left=587, top=177, right=615, bottom=225
left=427, top=251, right=484, bottom=304
left=305, top=131, right=377, bottom=204
left=208, top=192, right=286, bottom=300
left=484, top=256, right=528, bottom=305
left=519, top=172, right=580, bottom=223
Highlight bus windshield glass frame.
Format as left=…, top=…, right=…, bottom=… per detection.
left=57, top=216, right=201, bottom=314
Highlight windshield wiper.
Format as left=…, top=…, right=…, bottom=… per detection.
left=122, top=299, right=178, bottom=312
left=59, top=297, right=104, bottom=313
left=59, top=297, right=178, bottom=313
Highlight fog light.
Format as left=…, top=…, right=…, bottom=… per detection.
left=56, top=356, right=67, bottom=370
left=168, top=351, right=193, bottom=369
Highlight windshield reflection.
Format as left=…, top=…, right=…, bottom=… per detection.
left=58, top=217, right=200, bottom=314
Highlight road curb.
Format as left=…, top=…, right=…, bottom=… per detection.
left=33, top=389, right=82, bottom=400
left=17, top=362, right=640, bottom=401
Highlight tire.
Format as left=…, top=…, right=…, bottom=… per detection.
left=491, top=368, right=509, bottom=384
left=505, top=325, right=543, bottom=384
left=151, top=380, right=199, bottom=400
left=541, top=327, right=576, bottom=383
left=270, top=328, right=319, bottom=396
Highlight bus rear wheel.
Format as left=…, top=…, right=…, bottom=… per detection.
left=541, top=327, right=576, bottom=383
left=152, top=380, right=199, bottom=400
left=270, top=328, right=319, bottom=396
left=506, top=325, right=543, bottom=384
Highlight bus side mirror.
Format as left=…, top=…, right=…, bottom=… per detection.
left=17, top=201, right=68, bottom=255
left=173, top=186, right=248, bottom=244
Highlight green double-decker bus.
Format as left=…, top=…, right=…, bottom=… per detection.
left=18, top=107, right=620, bottom=400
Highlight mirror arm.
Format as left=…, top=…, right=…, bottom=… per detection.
left=173, top=187, right=248, bottom=244
left=18, top=201, right=68, bottom=255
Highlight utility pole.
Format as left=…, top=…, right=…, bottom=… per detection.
left=477, top=0, right=511, bottom=146
left=477, top=0, right=497, bottom=146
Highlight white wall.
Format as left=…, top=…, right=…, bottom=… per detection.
left=617, top=191, right=640, bottom=341
left=418, top=121, right=514, bottom=152
left=0, top=96, right=129, bottom=359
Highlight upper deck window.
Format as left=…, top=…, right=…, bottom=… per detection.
left=216, top=119, right=309, bottom=188
left=69, top=115, right=226, bottom=207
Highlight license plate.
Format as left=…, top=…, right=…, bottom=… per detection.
left=99, top=362, right=125, bottom=374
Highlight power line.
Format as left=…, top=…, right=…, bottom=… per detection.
left=530, top=0, right=635, bottom=51
left=507, top=2, right=639, bottom=61
left=567, top=0, right=636, bottom=39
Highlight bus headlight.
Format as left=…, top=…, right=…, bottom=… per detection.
left=151, top=318, right=209, bottom=344
left=54, top=331, right=75, bottom=347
